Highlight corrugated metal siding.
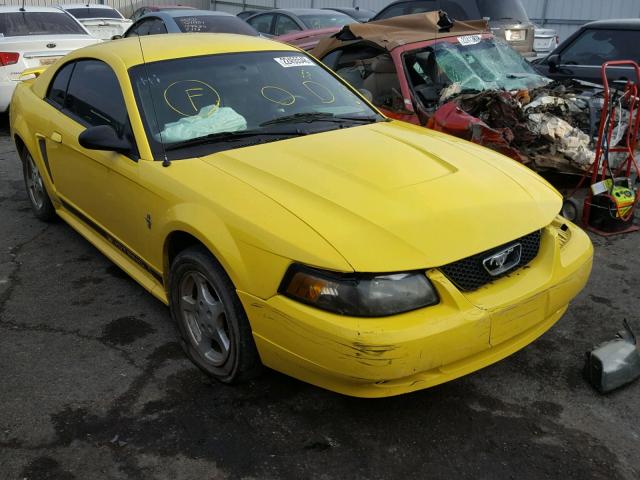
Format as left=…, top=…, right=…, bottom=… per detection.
left=7, top=0, right=637, bottom=39
left=1, top=0, right=208, bottom=17
left=522, top=0, right=640, bottom=41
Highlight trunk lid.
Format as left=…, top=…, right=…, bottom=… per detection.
left=79, top=19, right=131, bottom=40
left=1, top=35, right=99, bottom=78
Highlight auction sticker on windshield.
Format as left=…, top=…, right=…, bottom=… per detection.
left=457, top=35, right=482, bottom=46
left=274, top=56, right=316, bottom=68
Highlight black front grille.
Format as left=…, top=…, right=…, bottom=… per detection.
left=439, top=230, right=542, bottom=292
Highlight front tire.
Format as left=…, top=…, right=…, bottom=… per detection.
left=22, top=150, right=55, bottom=221
left=169, top=246, right=262, bottom=383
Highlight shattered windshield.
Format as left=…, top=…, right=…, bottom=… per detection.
left=129, top=51, right=379, bottom=160
left=407, top=37, right=550, bottom=101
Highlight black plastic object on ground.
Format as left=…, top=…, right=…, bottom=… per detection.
left=584, top=320, right=640, bottom=393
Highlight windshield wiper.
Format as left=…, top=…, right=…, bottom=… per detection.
left=164, top=128, right=304, bottom=151
left=260, top=112, right=379, bottom=127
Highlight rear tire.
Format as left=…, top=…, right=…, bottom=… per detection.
left=22, top=149, right=55, bottom=222
left=169, top=245, right=262, bottom=383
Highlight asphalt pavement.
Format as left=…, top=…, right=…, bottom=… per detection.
left=1, top=114, right=639, bottom=480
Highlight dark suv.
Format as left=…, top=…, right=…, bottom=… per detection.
left=534, top=19, right=640, bottom=85
left=372, top=0, right=535, bottom=57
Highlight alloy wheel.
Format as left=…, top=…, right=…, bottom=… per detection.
left=25, top=154, right=45, bottom=210
left=179, top=271, right=232, bottom=366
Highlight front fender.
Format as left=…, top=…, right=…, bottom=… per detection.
left=159, top=203, right=251, bottom=291
left=157, top=203, right=296, bottom=300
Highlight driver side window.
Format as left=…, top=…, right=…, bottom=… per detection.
left=248, top=13, right=274, bottom=35
left=274, top=15, right=300, bottom=36
left=146, top=18, right=168, bottom=35
left=64, top=60, right=129, bottom=136
left=561, top=29, right=618, bottom=65
left=126, top=17, right=167, bottom=37
left=125, top=18, right=149, bottom=37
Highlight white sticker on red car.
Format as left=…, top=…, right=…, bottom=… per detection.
left=457, top=34, right=482, bottom=46
left=274, top=56, right=316, bottom=68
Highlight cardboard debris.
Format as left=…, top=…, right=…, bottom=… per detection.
left=527, top=113, right=594, bottom=167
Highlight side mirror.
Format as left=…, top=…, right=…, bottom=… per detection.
left=111, top=34, right=123, bottom=40
left=547, top=53, right=560, bottom=71
left=79, top=125, right=131, bottom=154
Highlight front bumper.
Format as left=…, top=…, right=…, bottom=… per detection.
left=240, top=220, right=593, bottom=397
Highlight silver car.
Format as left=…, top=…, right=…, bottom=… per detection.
left=372, top=0, right=536, bottom=57
left=533, top=25, right=559, bottom=58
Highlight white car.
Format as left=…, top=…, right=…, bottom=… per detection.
left=0, top=6, right=100, bottom=112
left=59, top=4, right=132, bottom=41
left=533, top=25, right=559, bottom=59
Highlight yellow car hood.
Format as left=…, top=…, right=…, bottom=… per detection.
left=203, top=121, right=561, bottom=271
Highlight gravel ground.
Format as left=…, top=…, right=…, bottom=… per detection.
left=1, top=114, right=639, bottom=480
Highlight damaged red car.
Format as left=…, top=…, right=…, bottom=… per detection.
left=313, top=12, right=604, bottom=173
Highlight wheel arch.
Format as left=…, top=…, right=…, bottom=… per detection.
left=163, top=228, right=242, bottom=295
left=13, top=134, right=27, bottom=161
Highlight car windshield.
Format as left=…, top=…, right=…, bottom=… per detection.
left=412, top=37, right=550, bottom=98
left=0, top=12, right=87, bottom=36
left=66, top=8, right=122, bottom=19
left=129, top=51, right=379, bottom=160
left=298, top=12, right=353, bottom=30
left=174, top=15, right=258, bottom=35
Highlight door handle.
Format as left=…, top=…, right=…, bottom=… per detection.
left=50, top=131, right=62, bottom=143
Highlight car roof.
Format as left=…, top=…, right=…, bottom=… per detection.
left=279, top=8, right=346, bottom=15
left=150, top=9, right=233, bottom=18
left=65, top=32, right=297, bottom=66
left=60, top=3, right=117, bottom=9
left=0, top=6, right=69, bottom=13
left=147, top=5, right=196, bottom=10
left=324, top=7, right=374, bottom=14
left=253, top=8, right=345, bottom=16
left=582, top=18, right=640, bottom=30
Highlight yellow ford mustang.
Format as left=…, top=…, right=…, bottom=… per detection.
left=10, top=34, right=593, bottom=397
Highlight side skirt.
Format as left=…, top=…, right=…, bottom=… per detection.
left=56, top=204, right=168, bottom=305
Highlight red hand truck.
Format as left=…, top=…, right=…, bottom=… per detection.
left=580, top=61, right=640, bottom=236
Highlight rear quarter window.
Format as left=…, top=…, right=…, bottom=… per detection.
left=46, top=62, right=75, bottom=107
left=0, top=12, right=87, bottom=36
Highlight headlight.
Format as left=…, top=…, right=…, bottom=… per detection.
left=505, top=29, right=526, bottom=41
left=279, top=265, right=439, bottom=317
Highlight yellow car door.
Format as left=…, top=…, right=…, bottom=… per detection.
left=43, top=59, right=150, bottom=267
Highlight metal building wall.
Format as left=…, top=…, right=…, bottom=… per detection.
left=210, top=0, right=387, bottom=15
left=8, top=0, right=639, bottom=38
left=2, top=0, right=208, bottom=17
left=521, top=0, right=640, bottom=42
